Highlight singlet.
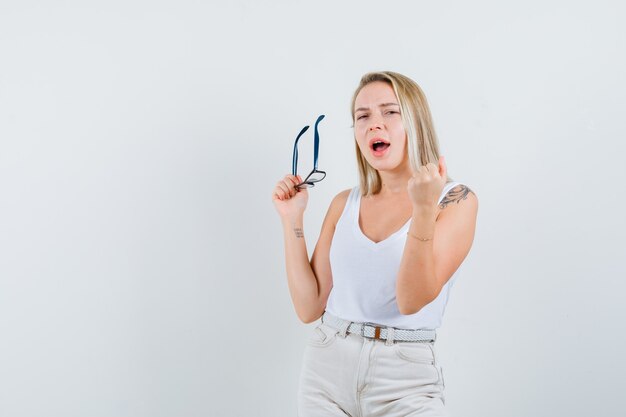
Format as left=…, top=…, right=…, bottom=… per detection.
left=325, top=181, right=465, bottom=330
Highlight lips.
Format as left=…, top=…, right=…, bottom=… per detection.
left=369, top=137, right=390, bottom=156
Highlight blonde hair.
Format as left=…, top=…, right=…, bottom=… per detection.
left=350, top=71, right=450, bottom=196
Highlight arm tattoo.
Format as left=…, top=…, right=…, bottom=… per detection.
left=293, top=228, right=304, bottom=238
left=439, top=185, right=474, bottom=209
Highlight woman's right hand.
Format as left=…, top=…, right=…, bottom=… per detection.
left=272, top=174, right=309, bottom=220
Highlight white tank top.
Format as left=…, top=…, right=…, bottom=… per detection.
left=326, top=181, right=465, bottom=330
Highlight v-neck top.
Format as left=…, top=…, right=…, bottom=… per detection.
left=325, top=181, right=464, bottom=330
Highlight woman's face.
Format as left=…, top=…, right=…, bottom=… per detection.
left=353, top=81, right=408, bottom=173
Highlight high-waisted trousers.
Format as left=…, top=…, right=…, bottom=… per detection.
left=297, top=318, right=448, bottom=417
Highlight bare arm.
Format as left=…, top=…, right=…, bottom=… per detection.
left=396, top=184, right=478, bottom=314
left=280, top=214, right=322, bottom=323
left=273, top=174, right=348, bottom=323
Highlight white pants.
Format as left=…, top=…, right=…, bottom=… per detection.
left=298, top=320, right=448, bottom=417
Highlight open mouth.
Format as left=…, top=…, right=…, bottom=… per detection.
left=370, top=139, right=390, bottom=155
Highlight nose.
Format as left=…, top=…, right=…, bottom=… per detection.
left=368, top=116, right=383, bottom=131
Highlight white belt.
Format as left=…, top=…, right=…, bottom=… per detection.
left=322, top=312, right=436, bottom=343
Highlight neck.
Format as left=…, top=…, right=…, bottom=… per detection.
left=377, top=160, right=413, bottom=196
left=379, top=174, right=411, bottom=195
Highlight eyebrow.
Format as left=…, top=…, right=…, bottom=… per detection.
left=354, top=102, right=400, bottom=113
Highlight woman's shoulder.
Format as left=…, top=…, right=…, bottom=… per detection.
left=335, top=187, right=356, bottom=200
left=439, top=180, right=478, bottom=212
left=443, top=180, right=477, bottom=198
left=325, top=187, right=356, bottom=222
left=329, top=187, right=354, bottom=210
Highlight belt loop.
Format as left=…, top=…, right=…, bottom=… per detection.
left=337, top=319, right=350, bottom=338
left=385, top=327, right=395, bottom=346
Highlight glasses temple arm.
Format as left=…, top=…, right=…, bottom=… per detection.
left=292, top=125, right=310, bottom=176
left=313, top=114, right=325, bottom=170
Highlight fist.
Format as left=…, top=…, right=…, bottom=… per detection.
left=272, top=174, right=309, bottom=220
left=407, top=155, right=447, bottom=210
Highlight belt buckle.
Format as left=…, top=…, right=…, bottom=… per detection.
left=361, top=322, right=383, bottom=340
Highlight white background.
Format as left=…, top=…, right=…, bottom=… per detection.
left=1, top=1, right=625, bottom=416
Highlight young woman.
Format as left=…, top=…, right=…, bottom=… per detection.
left=272, top=71, right=478, bottom=417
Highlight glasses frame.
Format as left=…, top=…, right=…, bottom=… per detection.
left=292, top=114, right=326, bottom=189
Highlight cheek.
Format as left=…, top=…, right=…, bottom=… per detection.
left=394, top=127, right=408, bottom=146
left=392, top=132, right=408, bottom=158
left=355, top=124, right=367, bottom=137
left=355, top=128, right=368, bottom=146
left=355, top=138, right=368, bottom=154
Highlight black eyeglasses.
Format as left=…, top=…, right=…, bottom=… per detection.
left=292, top=114, right=326, bottom=189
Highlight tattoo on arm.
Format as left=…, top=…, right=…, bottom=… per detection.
left=439, top=185, right=474, bottom=209
left=294, top=228, right=304, bottom=238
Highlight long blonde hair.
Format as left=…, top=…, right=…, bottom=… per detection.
left=350, top=71, right=450, bottom=196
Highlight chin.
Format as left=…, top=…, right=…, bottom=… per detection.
left=366, top=157, right=403, bottom=172
left=367, top=161, right=396, bottom=173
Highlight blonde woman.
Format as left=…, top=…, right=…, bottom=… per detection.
left=272, top=71, right=478, bottom=417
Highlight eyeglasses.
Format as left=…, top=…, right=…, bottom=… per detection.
left=292, top=114, right=326, bottom=189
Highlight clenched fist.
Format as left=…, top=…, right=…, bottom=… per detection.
left=407, top=155, right=448, bottom=211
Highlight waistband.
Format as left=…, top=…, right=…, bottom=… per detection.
left=321, top=311, right=436, bottom=344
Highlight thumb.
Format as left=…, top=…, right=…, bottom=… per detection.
left=439, top=155, right=447, bottom=180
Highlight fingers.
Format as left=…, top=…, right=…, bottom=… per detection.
left=408, top=157, right=447, bottom=207
left=425, top=162, right=438, bottom=175
left=413, top=160, right=444, bottom=179
left=412, top=164, right=433, bottom=178
left=273, top=175, right=301, bottom=201
left=275, top=178, right=294, bottom=200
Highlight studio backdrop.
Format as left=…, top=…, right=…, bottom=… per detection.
left=1, top=1, right=625, bottom=416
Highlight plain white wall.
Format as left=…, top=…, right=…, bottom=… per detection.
left=1, top=1, right=625, bottom=416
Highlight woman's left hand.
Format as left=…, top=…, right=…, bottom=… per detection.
left=407, top=155, right=447, bottom=212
